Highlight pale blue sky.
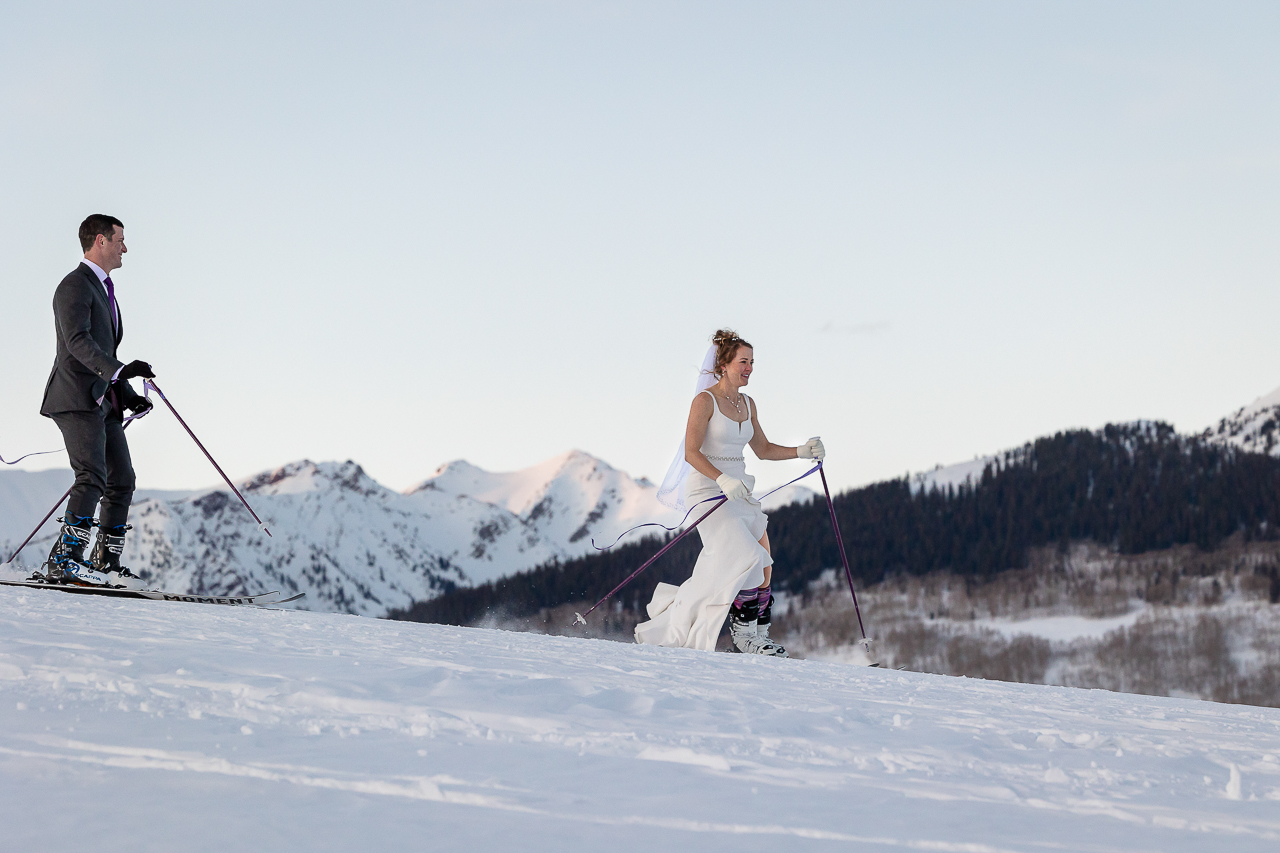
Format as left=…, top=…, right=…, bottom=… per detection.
left=3, top=2, right=1278, bottom=497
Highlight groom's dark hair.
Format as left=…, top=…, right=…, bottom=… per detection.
left=79, top=214, right=124, bottom=251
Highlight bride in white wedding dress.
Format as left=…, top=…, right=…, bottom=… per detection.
left=635, top=330, right=824, bottom=656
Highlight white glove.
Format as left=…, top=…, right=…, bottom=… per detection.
left=716, top=473, right=752, bottom=501
left=797, top=437, right=826, bottom=460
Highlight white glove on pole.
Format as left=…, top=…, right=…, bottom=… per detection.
left=716, top=473, right=751, bottom=501
left=797, top=436, right=826, bottom=460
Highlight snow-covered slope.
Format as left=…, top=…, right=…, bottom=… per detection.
left=1202, top=385, right=1280, bottom=457
left=1, top=589, right=1277, bottom=851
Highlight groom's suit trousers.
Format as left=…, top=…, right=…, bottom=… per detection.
left=50, top=403, right=135, bottom=530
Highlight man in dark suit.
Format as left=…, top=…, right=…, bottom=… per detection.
left=39, top=214, right=155, bottom=586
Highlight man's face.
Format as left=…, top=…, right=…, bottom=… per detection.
left=97, top=226, right=126, bottom=272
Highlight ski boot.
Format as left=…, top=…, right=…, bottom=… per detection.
left=730, top=612, right=765, bottom=652
left=728, top=589, right=787, bottom=657
left=755, top=586, right=788, bottom=658
left=41, top=516, right=110, bottom=586
left=90, top=524, right=146, bottom=590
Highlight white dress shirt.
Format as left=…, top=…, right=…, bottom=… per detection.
left=82, top=257, right=124, bottom=384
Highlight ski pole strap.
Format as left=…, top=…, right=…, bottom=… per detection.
left=121, top=378, right=154, bottom=425
left=145, top=379, right=273, bottom=538
left=1, top=448, right=62, bottom=465
left=5, top=382, right=154, bottom=467
left=589, top=494, right=723, bottom=552
left=574, top=497, right=728, bottom=625
left=818, top=461, right=867, bottom=640
left=590, top=462, right=824, bottom=551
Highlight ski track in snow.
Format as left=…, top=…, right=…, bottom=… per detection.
left=1, top=591, right=1279, bottom=851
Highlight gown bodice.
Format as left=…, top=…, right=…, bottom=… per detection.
left=698, top=389, right=753, bottom=460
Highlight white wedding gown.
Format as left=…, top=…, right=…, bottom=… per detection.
left=634, top=390, right=772, bottom=651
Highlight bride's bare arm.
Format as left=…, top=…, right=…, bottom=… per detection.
left=746, top=397, right=801, bottom=461
left=684, top=394, right=725, bottom=479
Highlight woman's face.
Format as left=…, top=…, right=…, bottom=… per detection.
left=724, top=346, right=754, bottom=386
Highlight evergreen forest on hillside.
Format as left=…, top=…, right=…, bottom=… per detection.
left=391, top=423, right=1280, bottom=628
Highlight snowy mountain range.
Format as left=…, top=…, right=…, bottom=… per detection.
left=1, top=449, right=813, bottom=617
left=3, top=385, right=1274, bottom=617
left=1, top=450, right=689, bottom=616
left=909, top=384, right=1280, bottom=495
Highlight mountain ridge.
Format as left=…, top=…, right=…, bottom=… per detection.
left=1, top=451, right=681, bottom=615
left=1201, top=384, right=1280, bottom=457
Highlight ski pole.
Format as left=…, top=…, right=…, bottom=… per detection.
left=818, top=460, right=868, bottom=641
left=144, top=379, right=272, bottom=537
left=5, top=419, right=141, bottom=565
left=573, top=496, right=726, bottom=626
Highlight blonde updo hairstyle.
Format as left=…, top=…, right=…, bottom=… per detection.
left=709, top=329, right=753, bottom=379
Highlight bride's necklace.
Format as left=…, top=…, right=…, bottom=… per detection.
left=719, top=389, right=744, bottom=415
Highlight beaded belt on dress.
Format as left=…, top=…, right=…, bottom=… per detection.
left=706, top=455, right=744, bottom=462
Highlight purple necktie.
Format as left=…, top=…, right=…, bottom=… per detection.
left=104, top=276, right=118, bottom=335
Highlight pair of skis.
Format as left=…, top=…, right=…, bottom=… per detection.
left=0, top=578, right=303, bottom=608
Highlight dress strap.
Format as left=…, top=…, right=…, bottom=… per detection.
left=701, top=388, right=719, bottom=418
left=743, top=394, right=753, bottom=421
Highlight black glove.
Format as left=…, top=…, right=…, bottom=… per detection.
left=117, top=360, right=155, bottom=380
left=126, top=397, right=153, bottom=416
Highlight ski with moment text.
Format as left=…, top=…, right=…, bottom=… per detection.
left=0, top=579, right=304, bottom=607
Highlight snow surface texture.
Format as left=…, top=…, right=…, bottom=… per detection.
left=1, top=451, right=689, bottom=616
left=1, top=590, right=1279, bottom=852
left=1202, top=384, right=1280, bottom=457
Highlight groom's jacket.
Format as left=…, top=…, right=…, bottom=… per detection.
left=40, top=262, right=143, bottom=416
